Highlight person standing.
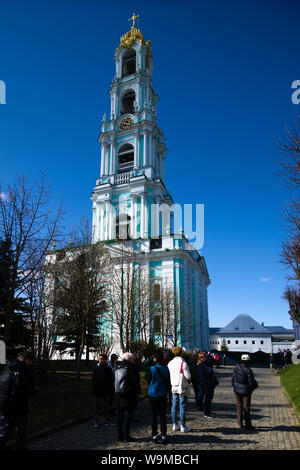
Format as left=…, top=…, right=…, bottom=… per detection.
left=286, top=349, right=293, bottom=366
left=167, top=346, right=192, bottom=433
left=269, top=353, right=275, bottom=372
left=205, top=351, right=215, bottom=369
left=1, top=351, right=38, bottom=450
left=115, top=352, right=140, bottom=442
left=231, top=354, right=258, bottom=431
left=196, top=352, right=219, bottom=418
left=188, top=348, right=200, bottom=409
left=146, top=351, right=170, bottom=444
left=107, top=354, right=118, bottom=374
left=92, top=354, right=115, bottom=428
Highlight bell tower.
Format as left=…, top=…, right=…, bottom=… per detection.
left=91, top=14, right=172, bottom=243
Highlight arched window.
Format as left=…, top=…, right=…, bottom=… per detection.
left=118, top=143, right=134, bottom=173
left=121, top=90, right=135, bottom=115
left=116, top=213, right=131, bottom=240
left=122, top=49, right=136, bottom=77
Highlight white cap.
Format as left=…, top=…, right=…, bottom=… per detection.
left=241, top=354, right=250, bottom=362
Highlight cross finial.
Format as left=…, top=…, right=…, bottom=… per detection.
left=129, top=12, right=140, bottom=28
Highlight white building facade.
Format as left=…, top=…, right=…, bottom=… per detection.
left=209, top=314, right=295, bottom=354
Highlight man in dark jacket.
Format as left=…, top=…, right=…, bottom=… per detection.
left=115, top=352, right=140, bottom=442
left=92, top=354, right=115, bottom=428
left=231, top=354, right=258, bottom=431
left=1, top=350, right=38, bottom=450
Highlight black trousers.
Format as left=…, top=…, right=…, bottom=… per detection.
left=148, top=396, right=167, bottom=436
left=117, top=406, right=132, bottom=439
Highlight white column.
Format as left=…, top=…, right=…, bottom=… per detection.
left=130, top=195, right=135, bottom=239
left=141, top=193, right=145, bottom=239
left=111, top=142, right=116, bottom=174
left=105, top=201, right=110, bottom=241
left=143, top=133, right=147, bottom=167
left=134, top=134, right=139, bottom=169
left=149, top=134, right=153, bottom=168
left=141, top=193, right=148, bottom=238
left=99, top=204, right=104, bottom=241
left=132, top=196, right=137, bottom=239
left=109, top=143, right=114, bottom=174
left=103, top=145, right=107, bottom=175
left=100, top=144, right=105, bottom=177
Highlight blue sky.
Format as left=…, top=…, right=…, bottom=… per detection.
left=1, top=0, right=299, bottom=329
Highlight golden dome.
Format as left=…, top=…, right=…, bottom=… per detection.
left=115, top=14, right=152, bottom=58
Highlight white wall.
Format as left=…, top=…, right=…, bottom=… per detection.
left=210, top=335, right=272, bottom=353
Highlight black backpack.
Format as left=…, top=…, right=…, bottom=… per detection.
left=114, top=365, right=130, bottom=394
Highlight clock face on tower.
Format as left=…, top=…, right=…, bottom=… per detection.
left=119, top=116, right=133, bottom=130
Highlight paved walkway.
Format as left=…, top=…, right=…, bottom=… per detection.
left=27, top=367, right=300, bottom=451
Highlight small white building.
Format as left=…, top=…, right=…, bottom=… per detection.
left=209, top=314, right=295, bottom=354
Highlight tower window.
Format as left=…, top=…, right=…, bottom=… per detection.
left=122, top=49, right=136, bottom=77
left=153, top=284, right=161, bottom=301
left=121, top=90, right=135, bottom=115
left=115, top=213, right=131, bottom=240
left=118, top=144, right=134, bottom=173
left=153, top=315, right=161, bottom=334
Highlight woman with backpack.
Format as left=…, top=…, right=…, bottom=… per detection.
left=231, top=354, right=258, bottom=431
left=146, top=351, right=171, bottom=444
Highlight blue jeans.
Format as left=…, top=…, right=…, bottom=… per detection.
left=171, top=393, right=187, bottom=427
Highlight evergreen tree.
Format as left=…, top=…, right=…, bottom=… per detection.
left=0, top=238, right=31, bottom=353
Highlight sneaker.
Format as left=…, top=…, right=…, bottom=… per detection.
left=180, top=425, right=191, bottom=433
left=93, top=421, right=99, bottom=429
left=161, top=435, right=168, bottom=445
left=152, top=435, right=160, bottom=443
left=172, top=424, right=180, bottom=431
left=204, top=414, right=214, bottom=419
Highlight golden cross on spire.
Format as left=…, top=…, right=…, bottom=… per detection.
left=129, top=12, right=140, bottom=28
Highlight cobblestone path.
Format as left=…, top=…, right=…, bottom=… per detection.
left=28, top=367, right=300, bottom=451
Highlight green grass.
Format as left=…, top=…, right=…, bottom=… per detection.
left=277, top=364, right=300, bottom=419
left=27, top=364, right=148, bottom=437
left=28, top=372, right=94, bottom=436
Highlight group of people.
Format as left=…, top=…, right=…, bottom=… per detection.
left=0, top=346, right=259, bottom=449
left=269, top=349, right=293, bottom=371
left=91, top=346, right=259, bottom=444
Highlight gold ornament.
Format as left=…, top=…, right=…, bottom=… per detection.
left=115, top=13, right=152, bottom=57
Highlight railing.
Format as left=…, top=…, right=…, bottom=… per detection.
left=114, top=172, right=131, bottom=185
